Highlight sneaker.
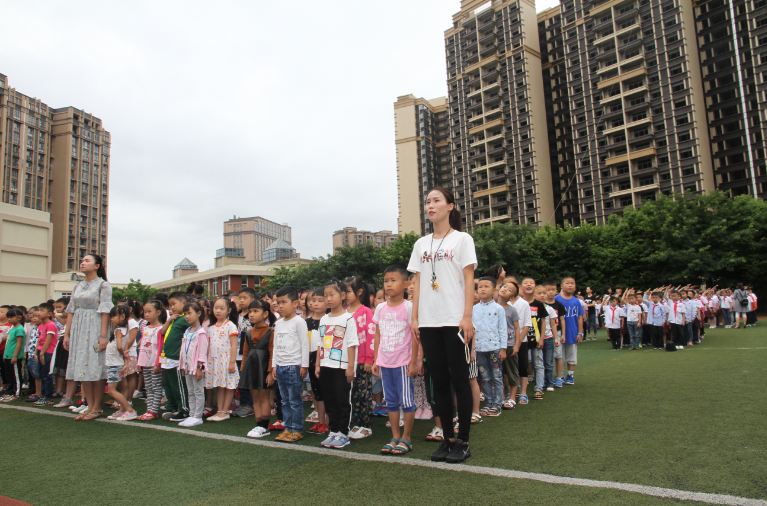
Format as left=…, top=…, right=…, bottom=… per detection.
left=25, top=395, right=41, bottom=403
left=320, top=432, right=337, bottom=447
left=431, top=440, right=452, bottom=461
left=53, top=398, right=74, bottom=408
left=445, top=439, right=471, bottom=463
left=565, top=374, right=574, bottom=385
left=414, top=407, right=424, bottom=420
left=421, top=406, right=433, bottom=420
left=554, top=378, right=563, bottom=388
left=119, top=412, right=138, bottom=421
left=170, top=412, right=189, bottom=422
left=247, top=426, right=270, bottom=438
left=327, top=433, right=350, bottom=448
left=132, top=391, right=144, bottom=399
left=107, top=410, right=125, bottom=420
left=162, top=411, right=179, bottom=421
left=268, top=420, right=284, bottom=431
left=33, top=397, right=48, bottom=407
left=546, top=386, right=555, bottom=392
left=305, top=410, right=319, bottom=423
left=72, top=404, right=89, bottom=413
left=231, top=405, right=254, bottom=418
left=185, top=417, right=203, bottom=427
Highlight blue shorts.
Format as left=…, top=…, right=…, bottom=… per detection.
left=381, top=365, right=415, bottom=413
left=371, top=373, right=383, bottom=395
left=27, top=356, right=40, bottom=380
left=107, top=366, right=122, bottom=384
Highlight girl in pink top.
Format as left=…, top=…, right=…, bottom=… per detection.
left=136, top=300, right=167, bottom=421
left=179, top=301, right=209, bottom=427
left=345, top=276, right=376, bottom=440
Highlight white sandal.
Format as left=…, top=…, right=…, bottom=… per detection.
left=350, top=427, right=372, bottom=439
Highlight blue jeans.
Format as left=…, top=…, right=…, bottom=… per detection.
left=543, top=338, right=554, bottom=387
left=627, top=322, right=641, bottom=348
left=686, top=322, right=693, bottom=343
left=476, top=350, right=503, bottom=408
left=39, top=352, right=54, bottom=398
left=276, top=365, right=303, bottom=434
left=532, top=346, right=544, bottom=391
left=587, top=313, right=598, bottom=335
left=722, top=308, right=731, bottom=326
left=239, top=388, right=253, bottom=408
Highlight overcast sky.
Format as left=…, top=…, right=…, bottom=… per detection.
left=2, top=0, right=560, bottom=284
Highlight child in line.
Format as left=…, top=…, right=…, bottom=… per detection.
left=305, top=289, right=329, bottom=435
left=497, top=282, right=521, bottom=409
left=624, top=293, right=643, bottom=350
left=272, top=286, right=310, bottom=443
left=158, top=291, right=192, bottom=422
left=24, top=309, right=41, bottom=402
left=1, top=308, right=25, bottom=401
left=666, top=290, right=687, bottom=350
left=506, top=282, right=531, bottom=405
left=473, top=277, right=507, bottom=416
left=179, top=301, right=209, bottom=427
left=542, top=281, right=566, bottom=390
left=242, top=300, right=276, bottom=438
left=233, top=288, right=257, bottom=418
left=647, top=292, right=667, bottom=350
left=554, top=276, right=584, bottom=385
left=137, top=300, right=166, bottom=421
left=604, top=296, right=623, bottom=350
left=116, top=298, right=140, bottom=407
left=33, top=303, right=58, bottom=407
left=106, top=306, right=138, bottom=421
left=52, top=298, right=75, bottom=407
left=345, top=276, right=375, bottom=440
left=531, top=285, right=554, bottom=400
left=205, top=298, right=240, bottom=422
left=316, top=279, right=358, bottom=448
left=372, top=266, right=418, bottom=455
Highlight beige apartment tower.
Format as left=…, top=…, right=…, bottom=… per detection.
left=0, top=73, right=110, bottom=273
left=223, top=215, right=291, bottom=263
left=332, top=227, right=398, bottom=252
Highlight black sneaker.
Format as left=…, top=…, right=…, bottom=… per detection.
left=161, top=411, right=179, bottom=421
left=445, top=439, right=471, bottom=463
left=169, top=412, right=189, bottom=422
left=431, top=440, right=452, bottom=462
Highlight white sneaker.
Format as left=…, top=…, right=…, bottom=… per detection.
left=186, top=417, right=203, bottom=427
left=247, top=426, right=269, bottom=438
left=178, top=418, right=193, bottom=427
left=546, top=386, right=555, bottom=392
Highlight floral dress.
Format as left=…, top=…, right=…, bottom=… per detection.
left=65, top=278, right=113, bottom=381
left=204, top=320, right=240, bottom=389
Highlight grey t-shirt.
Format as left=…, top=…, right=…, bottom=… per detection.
left=504, top=305, right=520, bottom=348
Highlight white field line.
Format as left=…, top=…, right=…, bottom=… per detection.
left=1, top=404, right=765, bottom=506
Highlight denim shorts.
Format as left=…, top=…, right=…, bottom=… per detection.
left=106, top=366, right=122, bottom=384
left=27, top=356, right=40, bottom=380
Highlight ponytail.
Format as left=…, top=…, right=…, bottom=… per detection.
left=449, top=208, right=462, bottom=232
left=85, top=253, right=108, bottom=281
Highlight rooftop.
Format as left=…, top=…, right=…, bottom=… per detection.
left=265, top=238, right=294, bottom=251
left=173, top=257, right=198, bottom=270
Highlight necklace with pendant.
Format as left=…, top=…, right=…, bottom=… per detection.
left=430, top=228, right=452, bottom=291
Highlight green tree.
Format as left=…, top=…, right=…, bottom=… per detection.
left=112, top=279, right=161, bottom=304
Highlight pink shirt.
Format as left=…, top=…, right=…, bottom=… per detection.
left=372, top=300, right=414, bottom=368
left=179, top=326, right=209, bottom=375
left=36, top=321, right=58, bottom=353
left=350, top=306, right=375, bottom=365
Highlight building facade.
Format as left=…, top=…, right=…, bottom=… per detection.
left=223, top=215, right=292, bottom=263
left=0, top=73, right=111, bottom=273
left=398, top=0, right=767, bottom=233
left=332, top=227, right=399, bottom=251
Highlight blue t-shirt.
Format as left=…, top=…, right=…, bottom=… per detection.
left=555, top=294, right=584, bottom=344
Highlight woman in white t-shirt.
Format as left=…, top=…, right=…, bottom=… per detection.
left=408, top=188, right=477, bottom=464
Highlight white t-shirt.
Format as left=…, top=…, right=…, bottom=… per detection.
left=543, top=305, right=556, bottom=338
left=271, top=316, right=309, bottom=368
left=511, top=297, right=532, bottom=343
left=722, top=296, right=731, bottom=309
left=318, top=312, right=359, bottom=370
left=125, top=319, right=139, bottom=358
left=624, top=304, right=643, bottom=323
left=604, top=306, right=623, bottom=329
left=407, top=231, right=478, bottom=327
left=106, top=327, right=127, bottom=367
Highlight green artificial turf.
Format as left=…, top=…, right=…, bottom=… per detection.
left=1, top=325, right=765, bottom=505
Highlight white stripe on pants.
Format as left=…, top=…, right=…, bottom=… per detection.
left=185, top=373, right=205, bottom=419
left=143, top=369, right=163, bottom=415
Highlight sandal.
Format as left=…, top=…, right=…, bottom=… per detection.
left=503, top=399, right=516, bottom=410
left=425, top=426, right=443, bottom=442
left=74, top=410, right=90, bottom=421
left=471, top=413, right=483, bottom=424
left=518, top=394, right=529, bottom=405
left=381, top=438, right=399, bottom=454
left=82, top=410, right=103, bottom=421
left=391, top=439, right=412, bottom=455
left=50, top=392, right=62, bottom=399
left=534, top=390, right=543, bottom=400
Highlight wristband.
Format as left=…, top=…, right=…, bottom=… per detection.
left=577, top=333, right=584, bottom=336
left=99, top=335, right=108, bottom=338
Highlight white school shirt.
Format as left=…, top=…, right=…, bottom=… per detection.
left=709, top=295, right=719, bottom=310
left=624, top=304, right=643, bottom=323
left=748, top=293, right=757, bottom=310
left=666, top=300, right=687, bottom=325
left=699, top=295, right=709, bottom=309
left=722, top=296, right=731, bottom=309
left=511, top=298, right=532, bottom=343
left=407, top=231, right=478, bottom=328
left=604, top=305, right=623, bottom=329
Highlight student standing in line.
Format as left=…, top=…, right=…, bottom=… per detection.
left=554, top=276, right=584, bottom=385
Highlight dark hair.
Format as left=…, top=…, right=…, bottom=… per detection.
left=561, top=275, right=575, bottom=284
left=0, top=305, right=12, bottom=310
left=193, top=285, right=204, bottom=295
left=486, top=264, right=504, bottom=280
left=609, top=296, right=620, bottom=303
left=238, top=287, right=257, bottom=298
left=669, top=290, right=679, bottom=296
left=143, top=300, right=167, bottom=324
left=651, top=291, right=663, bottom=298
left=383, top=265, right=409, bottom=280
left=344, top=276, right=371, bottom=308
left=197, top=298, right=211, bottom=322
left=38, top=302, right=54, bottom=313
left=186, top=282, right=197, bottom=294
left=324, top=279, right=346, bottom=297
left=46, top=299, right=55, bottom=305
left=506, top=281, right=520, bottom=297
left=6, top=307, right=24, bottom=320
left=263, top=290, right=275, bottom=299
left=311, top=288, right=324, bottom=298
left=168, top=291, right=190, bottom=304
left=541, top=279, right=557, bottom=288
left=153, top=292, right=169, bottom=308
left=602, top=285, right=613, bottom=296
left=427, top=187, right=462, bottom=232
left=210, top=296, right=238, bottom=326
left=84, top=253, right=107, bottom=281
left=478, top=276, right=497, bottom=288
left=275, top=286, right=298, bottom=302
left=736, top=283, right=744, bottom=289
left=182, top=301, right=204, bottom=324
left=248, top=300, right=276, bottom=327
left=108, top=305, right=131, bottom=342
left=119, top=297, right=143, bottom=319
left=55, top=297, right=71, bottom=307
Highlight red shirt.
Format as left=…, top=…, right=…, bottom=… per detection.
left=36, top=321, right=59, bottom=353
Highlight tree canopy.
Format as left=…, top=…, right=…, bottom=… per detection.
left=267, top=192, right=766, bottom=291
left=112, top=279, right=161, bottom=304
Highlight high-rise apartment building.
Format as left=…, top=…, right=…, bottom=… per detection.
left=0, top=73, right=111, bottom=272
left=223, top=215, right=291, bottom=263
left=332, top=227, right=398, bottom=251
left=398, top=0, right=767, bottom=233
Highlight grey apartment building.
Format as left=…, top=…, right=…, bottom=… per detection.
left=396, top=0, right=767, bottom=233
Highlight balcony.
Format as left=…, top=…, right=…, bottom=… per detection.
left=479, top=30, right=497, bottom=44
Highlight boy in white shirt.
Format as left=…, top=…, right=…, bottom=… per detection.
left=666, top=290, right=687, bottom=350
left=604, top=297, right=624, bottom=350
left=271, top=286, right=310, bottom=443
left=624, top=293, right=643, bottom=350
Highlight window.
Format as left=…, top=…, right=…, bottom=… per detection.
left=638, top=175, right=654, bottom=186
left=682, top=166, right=695, bottom=176
left=678, top=131, right=691, bottom=142
left=660, top=172, right=671, bottom=181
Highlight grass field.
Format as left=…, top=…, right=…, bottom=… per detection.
left=1, top=325, right=765, bottom=505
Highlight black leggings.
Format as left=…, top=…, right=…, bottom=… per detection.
left=419, top=327, right=472, bottom=442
